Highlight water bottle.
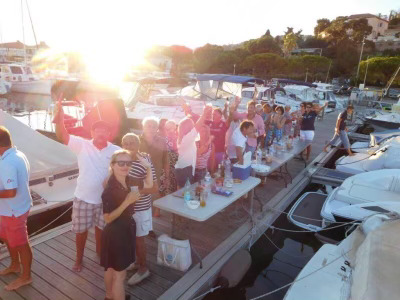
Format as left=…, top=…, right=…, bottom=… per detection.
left=204, top=171, right=211, bottom=183
left=224, top=159, right=233, bottom=188
left=256, top=146, right=262, bottom=164
left=183, top=179, right=191, bottom=204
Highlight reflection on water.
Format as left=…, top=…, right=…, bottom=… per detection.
left=205, top=187, right=323, bottom=300
left=1, top=92, right=83, bottom=133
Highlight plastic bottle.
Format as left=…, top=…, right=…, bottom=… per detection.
left=183, top=179, right=191, bottom=204
left=204, top=171, right=211, bottom=182
left=256, top=146, right=262, bottom=164
left=224, top=159, right=233, bottom=188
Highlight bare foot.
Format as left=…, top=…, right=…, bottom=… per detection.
left=4, top=277, right=32, bottom=291
left=0, top=265, right=20, bottom=276
left=72, top=262, right=83, bottom=272
left=323, top=147, right=328, bottom=152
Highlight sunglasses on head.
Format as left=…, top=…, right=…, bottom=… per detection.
left=114, top=161, right=132, bottom=167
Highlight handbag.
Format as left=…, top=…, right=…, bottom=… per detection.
left=157, top=234, right=192, bottom=272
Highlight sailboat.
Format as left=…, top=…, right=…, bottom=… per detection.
left=1, top=0, right=52, bottom=95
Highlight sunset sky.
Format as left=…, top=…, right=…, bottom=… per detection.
left=1, top=0, right=398, bottom=52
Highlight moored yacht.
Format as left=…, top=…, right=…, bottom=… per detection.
left=284, top=214, right=400, bottom=300
left=0, top=63, right=52, bottom=95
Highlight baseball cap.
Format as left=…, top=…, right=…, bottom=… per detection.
left=91, top=120, right=112, bottom=131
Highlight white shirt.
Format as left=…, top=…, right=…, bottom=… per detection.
left=68, top=136, right=120, bottom=204
left=0, top=147, right=32, bottom=217
left=175, top=128, right=198, bottom=176
left=227, top=127, right=247, bottom=159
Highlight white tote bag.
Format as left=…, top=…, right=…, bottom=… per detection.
left=157, top=234, right=192, bottom=272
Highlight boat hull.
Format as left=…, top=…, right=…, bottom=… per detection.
left=11, top=79, right=52, bottom=95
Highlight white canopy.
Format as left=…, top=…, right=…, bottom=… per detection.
left=0, top=109, right=77, bottom=179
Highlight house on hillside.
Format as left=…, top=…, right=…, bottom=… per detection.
left=347, top=13, right=389, bottom=40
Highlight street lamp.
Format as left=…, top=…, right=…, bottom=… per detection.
left=356, top=36, right=366, bottom=85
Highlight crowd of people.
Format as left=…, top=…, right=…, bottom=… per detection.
left=0, top=96, right=355, bottom=299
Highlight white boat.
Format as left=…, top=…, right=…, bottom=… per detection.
left=241, top=86, right=302, bottom=110
left=365, top=111, right=400, bottom=130
left=0, top=63, right=52, bottom=95
left=125, top=74, right=264, bottom=124
left=336, top=137, right=400, bottom=174
left=321, top=169, right=400, bottom=225
left=288, top=169, right=400, bottom=233
left=284, top=214, right=400, bottom=300
left=351, top=129, right=400, bottom=154
left=0, top=109, right=77, bottom=216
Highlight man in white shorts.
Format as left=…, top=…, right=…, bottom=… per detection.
left=122, top=134, right=157, bottom=285
left=54, top=101, right=120, bottom=272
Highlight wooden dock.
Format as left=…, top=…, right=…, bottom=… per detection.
left=0, top=110, right=341, bottom=300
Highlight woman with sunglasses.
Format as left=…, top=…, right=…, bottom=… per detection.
left=291, top=103, right=306, bottom=139
left=300, top=102, right=328, bottom=161
left=101, top=149, right=153, bottom=300
left=265, top=106, right=286, bottom=146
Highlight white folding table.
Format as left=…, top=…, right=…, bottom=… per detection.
left=154, top=176, right=261, bottom=268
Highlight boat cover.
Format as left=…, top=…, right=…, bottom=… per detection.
left=0, top=109, right=77, bottom=178
left=337, top=140, right=400, bottom=174
left=351, top=220, right=400, bottom=300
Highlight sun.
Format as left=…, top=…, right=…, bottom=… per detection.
left=82, top=45, right=147, bottom=85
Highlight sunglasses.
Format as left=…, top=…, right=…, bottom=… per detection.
left=114, top=161, right=132, bottom=167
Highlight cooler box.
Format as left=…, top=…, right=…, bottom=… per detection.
left=232, top=164, right=252, bottom=180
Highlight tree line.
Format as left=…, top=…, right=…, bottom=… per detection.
left=150, top=14, right=400, bottom=86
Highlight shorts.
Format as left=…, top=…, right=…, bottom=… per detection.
left=328, top=130, right=350, bottom=149
left=300, top=130, right=315, bottom=141
left=175, top=166, right=193, bottom=188
left=71, top=198, right=106, bottom=233
left=132, top=208, right=153, bottom=237
left=0, top=210, right=29, bottom=248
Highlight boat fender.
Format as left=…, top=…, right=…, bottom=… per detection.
left=215, top=249, right=252, bottom=288
left=361, top=214, right=391, bottom=235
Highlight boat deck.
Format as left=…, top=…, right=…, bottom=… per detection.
left=0, top=110, right=342, bottom=300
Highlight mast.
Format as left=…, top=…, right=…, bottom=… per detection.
left=25, top=0, right=38, bottom=49
left=21, top=0, right=27, bottom=65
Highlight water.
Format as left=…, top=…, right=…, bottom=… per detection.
left=205, top=185, right=324, bottom=300
left=1, top=92, right=83, bottom=134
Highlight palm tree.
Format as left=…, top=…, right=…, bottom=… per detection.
left=283, top=33, right=298, bottom=57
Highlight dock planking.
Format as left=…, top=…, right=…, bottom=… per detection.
left=0, top=111, right=341, bottom=300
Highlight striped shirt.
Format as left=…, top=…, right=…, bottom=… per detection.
left=196, top=142, right=212, bottom=169
left=128, top=156, right=157, bottom=212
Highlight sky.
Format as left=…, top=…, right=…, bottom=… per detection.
left=0, top=0, right=398, bottom=51
left=0, top=0, right=398, bottom=77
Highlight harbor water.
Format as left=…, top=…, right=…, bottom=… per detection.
left=205, top=184, right=324, bottom=300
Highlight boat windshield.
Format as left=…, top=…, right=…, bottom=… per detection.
left=193, top=80, right=242, bottom=101
left=10, top=66, right=24, bottom=74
